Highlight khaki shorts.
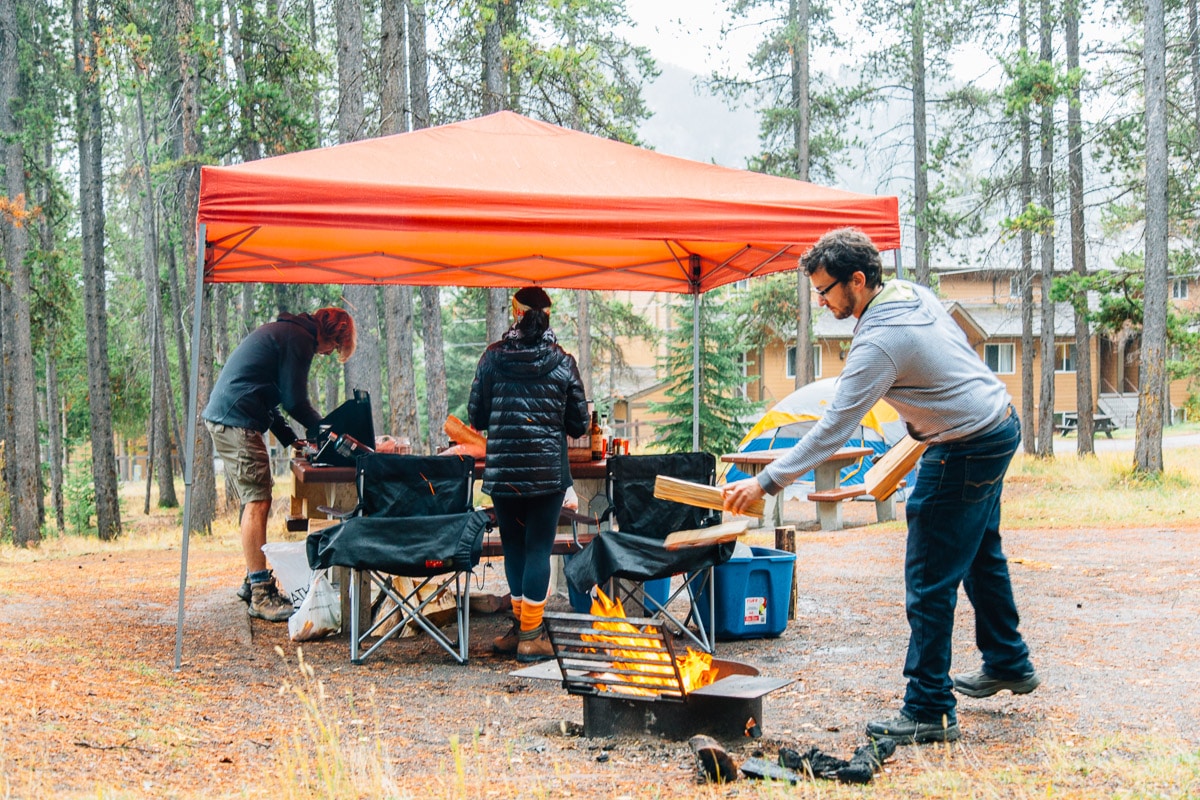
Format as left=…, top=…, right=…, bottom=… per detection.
left=205, top=420, right=273, bottom=503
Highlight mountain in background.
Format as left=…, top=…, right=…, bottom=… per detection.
left=635, top=62, right=759, bottom=168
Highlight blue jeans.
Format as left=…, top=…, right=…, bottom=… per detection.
left=901, top=410, right=1033, bottom=724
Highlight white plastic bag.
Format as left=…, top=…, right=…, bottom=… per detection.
left=288, top=572, right=341, bottom=642
left=262, top=541, right=314, bottom=609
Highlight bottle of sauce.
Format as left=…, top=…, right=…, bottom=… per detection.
left=601, top=415, right=613, bottom=458
left=589, top=411, right=604, bottom=460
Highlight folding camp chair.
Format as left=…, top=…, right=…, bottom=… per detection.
left=306, top=454, right=491, bottom=664
left=563, top=453, right=735, bottom=652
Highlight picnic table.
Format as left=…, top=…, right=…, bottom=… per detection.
left=720, top=446, right=874, bottom=530
left=1057, top=412, right=1117, bottom=438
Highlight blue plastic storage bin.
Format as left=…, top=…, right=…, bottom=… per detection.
left=696, top=546, right=796, bottom=640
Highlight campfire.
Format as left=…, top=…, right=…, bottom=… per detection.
left=582, top=587, right=718, bottom=696
left=541, top=608, right=793, bottom=740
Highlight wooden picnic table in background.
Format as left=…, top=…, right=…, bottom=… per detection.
left=720, top=446, right=874, bottom=528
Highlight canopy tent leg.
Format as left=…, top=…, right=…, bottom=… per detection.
left=691, top=254, right=701, bottom=452
left=174, top=224, right=207, bottom=671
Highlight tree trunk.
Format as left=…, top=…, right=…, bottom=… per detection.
left=177, top=0, right=216, bottom=532
left=408, top=3, right=446, bottom=453
left=380, top=0, right=419, bottom=444
left=911, top=0, right=930, bottom=287
left=1136, top=0, right=1168, bottom=473
left=792, top=0, right=814, bottom=387
left=1034, top=0, right=1055, bottom=459
left=1018, top=0, right=1036, bottom=455
left=0, top=0, right=41, bottom=545
left=1065, top=0, right=1094, bottom=456
left=75, top=0, right=122, bottom=539
left=482, top=4, right=510, bottom=343
left=46, top=352, right=65, bottom=531
left=337, top=0, right=383, bottom=430
left=1190, top=0, right=1200, bottom=133
left=575, top=291, right=593, bottom=395
left=421, top=287, right=449, bottom=453
left=136, top=88, right=178, bottom=507
left=36, top=142, right=65, bottom=531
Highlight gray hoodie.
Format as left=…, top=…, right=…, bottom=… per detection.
left=758, top=280, right=1011, bottom=496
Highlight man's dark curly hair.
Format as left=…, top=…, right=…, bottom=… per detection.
left=800, top=228, right=884, bottom=289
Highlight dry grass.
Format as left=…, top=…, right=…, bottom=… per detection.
left=1001, top=443, right=1199, bottom=530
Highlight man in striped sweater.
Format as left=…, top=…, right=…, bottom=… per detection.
left=723, top=228, right=1038, bottom=745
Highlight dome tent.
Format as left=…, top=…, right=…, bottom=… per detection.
left=728, top=378, right=908, bottom=493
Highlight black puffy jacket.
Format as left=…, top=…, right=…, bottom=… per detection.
left=468, top=328, right=589, bottom=498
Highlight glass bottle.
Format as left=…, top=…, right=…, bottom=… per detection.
left=589, top=411, right=603, bottom=460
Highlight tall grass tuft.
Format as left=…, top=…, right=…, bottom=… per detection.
left=273, top=646, right=400, bottom=799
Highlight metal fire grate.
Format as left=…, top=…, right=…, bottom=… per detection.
left=543, top=611, right=794, bottom=739
left=543, top=610, right=688, bottom=701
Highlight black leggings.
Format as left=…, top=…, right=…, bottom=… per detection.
left=492, top=492, right=565, bottom=604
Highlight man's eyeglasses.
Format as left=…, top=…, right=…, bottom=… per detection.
left=812, top=278, right=843, bottom=299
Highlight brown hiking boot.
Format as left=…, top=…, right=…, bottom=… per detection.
left=248, top=581, right=294, bottom=622
left=493, top=620, right=520, bottom=654
left=516, top=626, right=554, bottom=663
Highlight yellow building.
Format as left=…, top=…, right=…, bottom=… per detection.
left=599, top=270, right=1196, bottom=448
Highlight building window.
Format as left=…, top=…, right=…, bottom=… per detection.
left=1009, top=276, right=1021, bottom=298
left=1172, top=279, right=1189, bottom=300
left=1055, top=343, right=1077, bottom=372
left=786, top=345, right=823, bottom=379
left=984, top=343, right=1015, bottom=374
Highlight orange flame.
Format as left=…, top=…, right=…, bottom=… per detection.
left=583, top=587, right=717, bottom=696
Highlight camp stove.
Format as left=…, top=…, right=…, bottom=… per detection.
left=542, top=611, right=792, bottom=740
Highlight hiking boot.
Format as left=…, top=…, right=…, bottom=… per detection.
left=516, top=627, right=554, bottom=663
left=953, top=668, right=1040, bottom=698
left=248, top=581, right=294, bottom=622
left=866, top=712, right=960, bottom=744
left=236, top=577, right=252, bottom=604
left=492, top=621, right=520, bottom=654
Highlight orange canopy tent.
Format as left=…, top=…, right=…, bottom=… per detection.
left=197, top=111, right=899, bottom=293
left=175, top=112, right=901, bottom=667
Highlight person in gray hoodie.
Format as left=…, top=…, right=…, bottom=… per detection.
left=723, top=228, right=1038, bottom=744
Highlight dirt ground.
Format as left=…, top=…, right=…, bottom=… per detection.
left=1, top=497, right=1198, bottom=798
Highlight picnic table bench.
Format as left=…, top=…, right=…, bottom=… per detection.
left=806, top=481, right=906, bottom=531
left=1057, top=412, right=1116, bottom=438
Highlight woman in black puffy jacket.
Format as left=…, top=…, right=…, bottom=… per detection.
left=468, top=287, right=590, bottom=662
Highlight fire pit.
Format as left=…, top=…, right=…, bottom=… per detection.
left=543, top=610, right=792, bottom=740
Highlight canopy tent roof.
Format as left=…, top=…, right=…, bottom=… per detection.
left=198, top=111, right=900, bottom=294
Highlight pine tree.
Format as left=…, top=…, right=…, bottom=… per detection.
left=648, top=291, right=760, bottom=456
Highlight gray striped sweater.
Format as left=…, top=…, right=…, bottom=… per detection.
left=758, top=280, right=1011, bottom=496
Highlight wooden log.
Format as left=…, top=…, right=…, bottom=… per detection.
left=653, top=475, right=765, bottom=518
left=663, top=519, right=750, bottom=550
left=775, top=526, right=797, bottom=621
left=689, top=734, right=739, bottom=784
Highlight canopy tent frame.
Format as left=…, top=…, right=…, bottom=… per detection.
left=173, top=111, right=901, bottom=669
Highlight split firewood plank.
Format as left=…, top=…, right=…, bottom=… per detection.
left=653, top=475, right=765, bottom=518
left=664, top=519, right=750, bottom=550
left=862, top=435, right=926, bottom=501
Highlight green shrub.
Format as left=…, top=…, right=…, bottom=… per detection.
left=65, top=460, right=96, bottom=535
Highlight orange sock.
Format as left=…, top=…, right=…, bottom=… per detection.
left=520, top=598, right=546, bottom=633
left=510, top=596, right=523, bottom=621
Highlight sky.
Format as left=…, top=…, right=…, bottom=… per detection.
left=615, top=0, right=762, bottom=166
left=619, top=0, right=755, bottom=77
